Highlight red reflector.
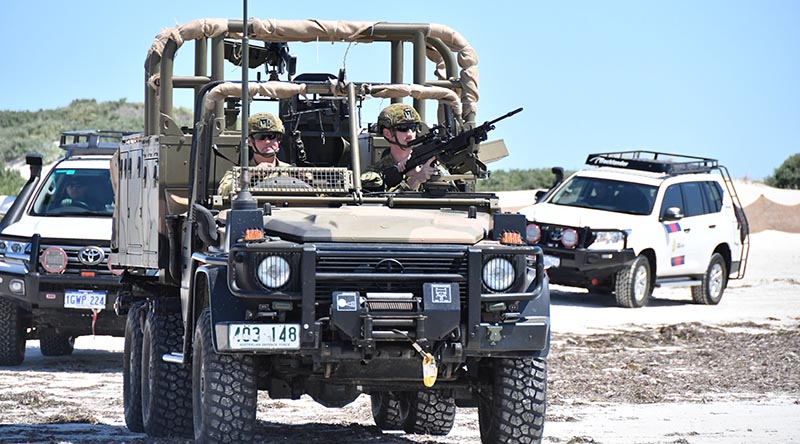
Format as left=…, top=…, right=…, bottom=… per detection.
left=81, top=271, right=96, bottom=277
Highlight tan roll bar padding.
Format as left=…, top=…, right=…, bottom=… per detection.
left=203, top=82, right=309, bottom=111
left=363, top=83, right=462, bottom=127
left=145, top=19, right=479, bottom=121
left=148, top=18, right=231, bottom=60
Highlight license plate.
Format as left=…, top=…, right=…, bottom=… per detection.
left=543, top=254, right=561, bottom=269
left=228, top=323, right=301, bottom=350
left=64, top=290, right=107, bottom=309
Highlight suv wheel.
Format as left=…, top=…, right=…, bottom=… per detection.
left=0, top=299, right=26, bottom=366
left=691, top=253, right=727, bottom=305
left=123, top=303, right=145, bottom=432
left=615, top=255, right=652, bottom=308
left=402, top=390, right=455, bottom=435
left=141, top=308, right=193, bottom=437
left=193, top=309, right=257, bottom=443
left=371, top=391, right=407, bottom=431
left=39, top=333, right=75, bottom=356
left=478, top=357, right=546, bottom=444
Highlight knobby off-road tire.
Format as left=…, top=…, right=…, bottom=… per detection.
left=403, top=390, right=456, bottom=436
left=193, top=309, right=257, bottom=444
left=691, top=253, right=728, bottom=305
left=123, top=304, right=145, bottom=433
left=39, top=333, right=75, bottom=356
left=141, top=308, right=193, bottom=438
left=0, top=299, right=26, bottom=366
left=615, top=255, right=652, bottom=308
left=371, top=391, right=407, bottom=431
left=478, top=357, right=547, bottom=444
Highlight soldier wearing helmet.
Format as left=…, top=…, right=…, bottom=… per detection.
left=218, top=112, right=291, bottom=196
left=361, top=103, right=438, bottom=192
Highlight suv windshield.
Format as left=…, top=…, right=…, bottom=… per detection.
left=31, top=168, right=114, bottom=217
left=550, top=176, right=657, bottom=215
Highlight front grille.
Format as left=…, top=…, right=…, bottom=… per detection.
left=38, top=244, right=113, bottom=276
left=314, top=245, right=469, bottom=301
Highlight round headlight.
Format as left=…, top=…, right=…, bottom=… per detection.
left=41, top=247, right=68, bottom=274
left=561, top=228, right=579, bottom=248
left=0, top=241, right=6, bottom=253
left=482, top=257, right=516, bottom=292
left=257, top=256, right=291, bottom=289
left=526, top=223, right=541, bottom=244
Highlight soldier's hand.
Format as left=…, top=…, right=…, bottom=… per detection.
left=407, top=157, right=436, bottom=190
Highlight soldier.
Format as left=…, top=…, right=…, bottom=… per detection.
left=361, top=103, right=438, bottom=192
left=218, top=112, right=290, bottom=195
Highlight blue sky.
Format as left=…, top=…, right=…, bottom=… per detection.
left=1, top=0, right=798, bottom=180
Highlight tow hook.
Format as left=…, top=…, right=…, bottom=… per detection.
left=394, top=330, right=438, bottom=387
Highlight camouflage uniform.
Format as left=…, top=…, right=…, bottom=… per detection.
left=217, top=159, right=291, bottom=196
left=218, top=112, right=289, bottom=196
left=361, top=153, right=415, bottom=192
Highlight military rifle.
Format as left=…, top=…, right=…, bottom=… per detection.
left=382, top=107, right=522, bottom=187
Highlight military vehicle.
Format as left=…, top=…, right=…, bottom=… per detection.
left=0, top=131, right=127, bottom=366
left=112, top=17, right=550, bottom=444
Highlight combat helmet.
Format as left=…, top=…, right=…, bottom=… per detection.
left=377, top=103, right=420, bottom=131
left=248, top=112, right=285, bottom=134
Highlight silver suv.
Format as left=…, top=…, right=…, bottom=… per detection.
left=521, top=151, right=750, bottom=308
left=0, top=131, right=129, bottom=365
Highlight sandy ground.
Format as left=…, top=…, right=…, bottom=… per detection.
left=0, top=180, right=798, bottom=444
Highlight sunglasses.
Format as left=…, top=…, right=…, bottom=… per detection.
left=253, top=132, right=283, bottom=141
left=394, top=123, right=418, bottom=132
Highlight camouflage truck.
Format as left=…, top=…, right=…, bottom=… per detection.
left=113, top=17, right=550, bottom=444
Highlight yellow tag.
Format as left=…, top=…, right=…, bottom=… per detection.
left=422, top=353, right=438, bottom=387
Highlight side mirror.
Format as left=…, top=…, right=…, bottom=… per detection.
left=535, top=190, right=547, bottom=203
left=662, top=206, right=684, bottom=221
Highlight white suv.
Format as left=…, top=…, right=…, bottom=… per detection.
left=521, top=151, right=749, bottom=308
left=0, top=131, right=129, bottom=365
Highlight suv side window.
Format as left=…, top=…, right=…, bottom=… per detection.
left=704, top=181, right=723, bottom=213
left=660, top=184, right=684, bottom=219
left=680, top=181, right=708, bottom=217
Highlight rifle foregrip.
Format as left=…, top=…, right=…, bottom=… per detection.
left=382, top=165, right=404, bottom=188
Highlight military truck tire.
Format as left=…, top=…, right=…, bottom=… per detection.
left=371, top=391, right=407, bottom=431
left=478, top=357, right=547, bottom=444
left=39, top=333, right=75, bottom=356
left=141, top=308, right=193, bottom=437
left=123, top=304, right=145, bottom=433
left=193, top=309, right=257, bottom=444
left=402, top=390, right=456, bottom=436
left=691, top=253, right=727, bottom=305
left=615, top=255, right=652, bottom=308
left=0, top=299, right=26, bottom=366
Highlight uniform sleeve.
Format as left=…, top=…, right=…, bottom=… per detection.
left=217, top=169, right=234, bottom=196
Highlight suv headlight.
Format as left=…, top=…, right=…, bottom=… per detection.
left=482, top=257, right=516, bottom=292
left=588, top=231, right=626, bottom=250
left=257, top=255, right=291, bottom=289
left=0, top=239, right=32, bottom=261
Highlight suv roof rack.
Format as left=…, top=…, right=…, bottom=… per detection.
left=585, top=150, right=719, bottom=175
left=59, top=130, right=137, bottom=158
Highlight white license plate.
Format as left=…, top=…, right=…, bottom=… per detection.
left=543, top=254, right=561, bottom=269
left=229, top=323, right=301, bottom=350
left=64, top=290, right=106, bottom=309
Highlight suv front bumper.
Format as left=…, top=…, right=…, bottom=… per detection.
left=0, top=261, right=124, bottom=335
left=544, top=247, right=636, bottom=287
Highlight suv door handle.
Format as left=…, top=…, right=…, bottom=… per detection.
left=683, top=228, right=691, bottom=233
left=708, top=224, right=716, bottom=229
